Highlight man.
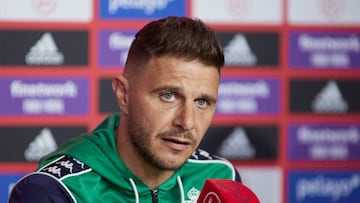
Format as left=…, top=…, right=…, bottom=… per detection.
left=9, top=16, right=241, bottom=202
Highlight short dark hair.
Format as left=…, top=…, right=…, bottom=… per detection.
left=124, top=16, right=224, bottom=76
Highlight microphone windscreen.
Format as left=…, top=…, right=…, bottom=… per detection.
left=197, top=179, right=260, bottom=203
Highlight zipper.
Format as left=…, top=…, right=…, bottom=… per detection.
left=151, top=189, right=158, bottom=203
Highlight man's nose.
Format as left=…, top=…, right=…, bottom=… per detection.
left=173, top=103, right=195, bottom=131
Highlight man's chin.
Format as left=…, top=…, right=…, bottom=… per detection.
left=156, top=157, right=187, bottom=171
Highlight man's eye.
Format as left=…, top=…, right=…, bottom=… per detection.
left=161, top=92, right=174, bottom=101
left=197, top=99, right=209, bottom=107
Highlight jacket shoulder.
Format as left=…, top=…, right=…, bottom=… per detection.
left=189, top=148, right=225, bottom=161
left=188, top=149, right=242, bottom=182
left=9, top=155, right=93, bottom=203
left=38, top=155, right=91, bottom=179
left=8, top=172, right=75, bottom=203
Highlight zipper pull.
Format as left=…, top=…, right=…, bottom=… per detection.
left=151, top=189, right=158, bottom=203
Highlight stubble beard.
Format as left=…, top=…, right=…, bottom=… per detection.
left=127, top=114, right=190, bottom=171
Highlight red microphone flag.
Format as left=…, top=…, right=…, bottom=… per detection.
left=197, top=179, right=260, bottom=203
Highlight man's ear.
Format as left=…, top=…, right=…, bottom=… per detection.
left=112, top=75, right=129, bottom=116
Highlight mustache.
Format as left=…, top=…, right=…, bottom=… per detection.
left=158, top=130, right=195, bottom=141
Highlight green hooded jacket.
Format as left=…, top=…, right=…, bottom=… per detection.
left=10, top=114, right=240, bottom=203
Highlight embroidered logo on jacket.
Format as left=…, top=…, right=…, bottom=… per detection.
left=184, top=187, right=201, bottom=203
left=40, top=155, right=90, bottom=179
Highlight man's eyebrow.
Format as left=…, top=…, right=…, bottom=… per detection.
left=151, top=85, right=181, bottom=93
left=200, top=94, right=217, bottom=104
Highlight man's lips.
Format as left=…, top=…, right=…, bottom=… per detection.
left=161, top=137, right=192, bottom=151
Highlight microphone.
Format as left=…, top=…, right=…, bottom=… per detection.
left=197, top=179, right=260, bottom=203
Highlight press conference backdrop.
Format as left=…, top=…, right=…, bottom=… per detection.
left=0, top=0, right=360, bottom=202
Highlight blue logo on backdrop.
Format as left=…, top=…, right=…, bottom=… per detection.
left=0, top=173, right=26, bottom=202
left=289, top=171, right=360, bottom=203
left=99, top=0, right=186, bottom=19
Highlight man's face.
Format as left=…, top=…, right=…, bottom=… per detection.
left=127, top=56, right=220, bottom=171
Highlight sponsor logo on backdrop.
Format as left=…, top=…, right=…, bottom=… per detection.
left=226, top=0, right=251, bottom=17
left=99, top=78, right=120, bottom=113
left=321, top=0, right=345, bottom=17
left=289, top=124, right=360, bottom=160
left=26, top=32, right=64, bottom=65
left=218, top=127, right=256, bottom=159
left=31, top=0, right=58, bottom=15
left=24, top=128, right=58, bottom=161
left=0, top=126, right=86, bottom=162
left=217, top=32, right=279, bottom=67
left=289, top=171, right=360, bottom=203
left=0, top=30, right=88, bottom=66
left=0, top=0, right=92, bottom=22
left=216, top=78, right=279, bottom=115
left=222, top=34, right=257, bottom=66
left=99, top=0, right=185, bottom=19
left=290, top=32, right=360, bottom=68
left=0, top=173, right=27, bottom=203
left=290, top=80, right=360, bottom=113
left=311, top=80, right=348, bottom=113
left=99, top=30, right=135, bottom=67
left=0, top=77, right=89, bottom=115
left=200, top=126, right=278, bottom=160
left=192, top=0, right=282, bottom=24
left=288, top=0, right=360, bottom=25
